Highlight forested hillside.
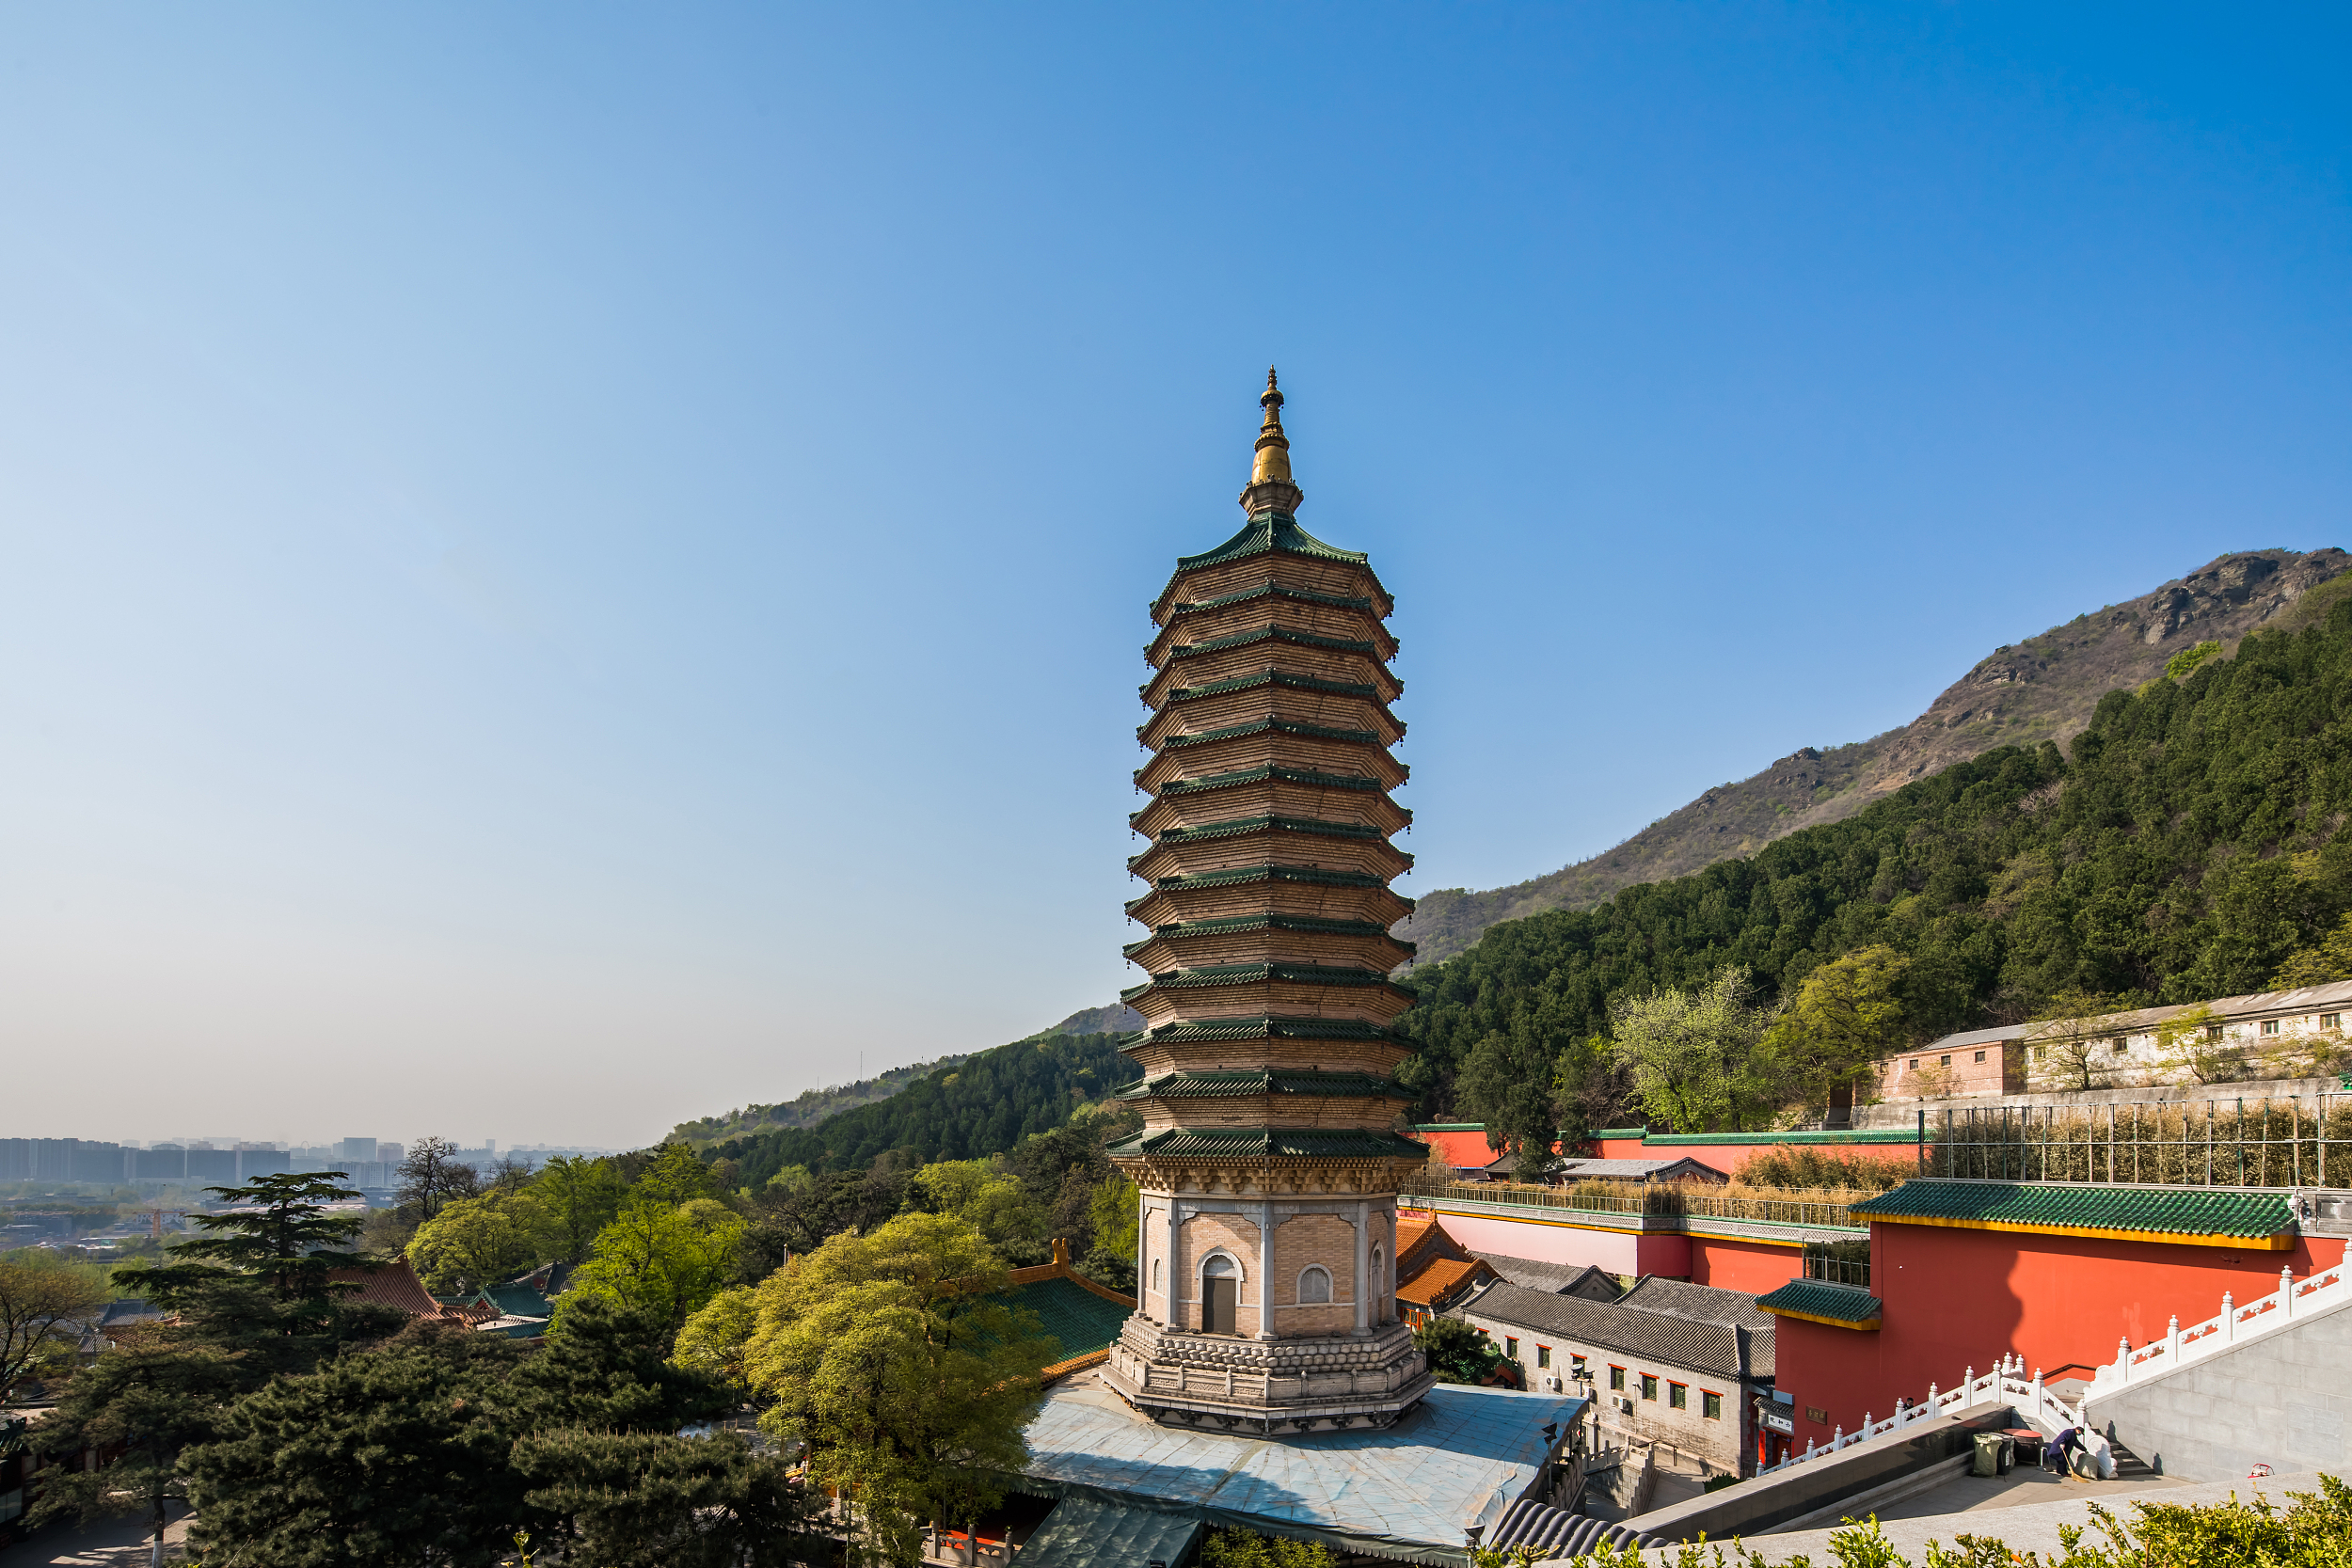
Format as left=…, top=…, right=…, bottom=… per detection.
left=670, top=1051, right=975, bottom=1146
left=1400, top=549, right=2352, bottom=964
left=1398, top=596, right=2352, bottom=1124
left=708, top=1032, right=1140, bottom=1187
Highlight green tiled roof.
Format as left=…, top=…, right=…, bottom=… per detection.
left=1122, top=911, right=1410, bottom=961
left=1125, top=1015, right=1402, bottom=1046
left=1168, top=626, right=1382, bottom=661
left=1159, top=717, right=1386, bottom=752
left=1173, top=513, right=1371, bottom=572
left=1163, top=671, right=1385, bottom=707
left=1589, top=1127, right=1647, bottom=1139
left=1130, top=863, right=1393, bottom=899
left=1107, top=1126, right=1427, bottom=1160
left=1004, top=1275, right=1133, bottom=1363
left=1117, top=1069, right=1404, bottom=1101
left=1851, top=1181, right=2296, bottom=1240
left=1142, top=913, right=1398, bottom=941
left=1756, top=1279, right=1883, bottom=1326
left=1152, top=765, right=1385, bottom=799
left=1167, top=582, right=1381, bottom=617
left=1120, top=963, right=1402, bottom=1003
left=1138, top=815, right=1388, bottom=852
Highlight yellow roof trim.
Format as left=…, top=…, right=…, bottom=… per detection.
left=1762, top=1307, right=1881, bottom=1332
left=1870, top=1212, right=2295, bottom=1250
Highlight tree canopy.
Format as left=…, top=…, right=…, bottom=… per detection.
left=707, top=1032, right=1137, bottom=1184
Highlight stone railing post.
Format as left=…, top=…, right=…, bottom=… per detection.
left=2280, top=1265, right=2296, bottom=1321
left=2167, top=1315, right=2180, bottom=1363
left=2221, top=1291, right=2235, bottom=1342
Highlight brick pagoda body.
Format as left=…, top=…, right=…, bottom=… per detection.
left=1103, top=372, right=1434, bottom=1434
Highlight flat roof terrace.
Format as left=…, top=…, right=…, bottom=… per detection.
left=1013, top=1374, right=1587, bottom=1565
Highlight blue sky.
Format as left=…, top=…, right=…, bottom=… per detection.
left=3, top=6, right=2345, bottom=1148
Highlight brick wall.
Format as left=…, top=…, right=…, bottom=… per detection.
left=1179, top=1213, right=1265, bottom=1337
left=1273, top=1213, right=1359, bottom=1337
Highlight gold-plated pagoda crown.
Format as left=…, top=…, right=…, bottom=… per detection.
left=1250, top=367, right=1292, bottom=486
left=1239, top=367, right=1305, bottom=514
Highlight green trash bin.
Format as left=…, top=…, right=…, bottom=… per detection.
left=1973, top=1432, right=2004, bottom=1478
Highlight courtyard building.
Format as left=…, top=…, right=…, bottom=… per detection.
left=1453, top=1275, right=1774, bottom=1478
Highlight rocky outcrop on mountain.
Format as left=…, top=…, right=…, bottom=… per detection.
left=1044, top=1002, right=1145, bottom=1037
left=1398, top=547, right=2352, bottom=967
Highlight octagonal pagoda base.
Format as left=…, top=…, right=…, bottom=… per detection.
left=1100, top=1317, right=1434, bottom=1434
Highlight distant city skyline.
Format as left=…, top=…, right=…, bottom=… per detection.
left=5, top=7, right=2347, bottom=1146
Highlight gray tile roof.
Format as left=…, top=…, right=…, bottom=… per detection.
left=1613, top=1276, right=1775, bottom=1330
left=1613, top=1275, right=1776, bottom=1376
left=1470, top=1253, right=1622, bottom=1300
left=1554, top=1157, right=1729, bottom=1182
left=1454, top=1279, right=1770, bottom=1383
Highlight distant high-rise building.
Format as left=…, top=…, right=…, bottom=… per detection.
left=376, top=1142, right=404, bottom=1165
left=337, top=1137, right=376, bottom=1163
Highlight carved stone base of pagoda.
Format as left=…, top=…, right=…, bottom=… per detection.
left=1098, top=1316, right=1433, bottom=1434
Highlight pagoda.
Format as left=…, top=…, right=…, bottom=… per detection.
left=1103, top=371, right=1434, bottom=1433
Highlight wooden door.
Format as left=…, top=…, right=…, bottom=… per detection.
left=1205, top=1276, right=1236, bottom=1335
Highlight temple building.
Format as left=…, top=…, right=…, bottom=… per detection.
left=1104, top=371, right=1435, bottom=1433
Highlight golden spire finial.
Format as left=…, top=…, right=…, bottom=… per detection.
left=1250, top=367, right=1292, bottom=486
left=1239, top=366, right=1304, bottom=514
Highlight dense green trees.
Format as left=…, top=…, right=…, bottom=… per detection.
left=178, top=1296, right=807, bottom=1567
left=1398, top=600, right=2352, bottom=1124
left=1409, top=1316, right=1509, bottom=1386
left=0, top=1252, right=105, bottom=1398
left=32, top=1179, right=411, bottom=1563
left=406, top=1188, right=559, bottom=1295
left=745, top=1213, right=1055, bottom=1568
left=1607, top=969, right=1777, bottom=1133
left=709, top=1032, right=1137, bottom=1183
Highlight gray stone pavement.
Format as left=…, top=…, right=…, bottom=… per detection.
left=8, top=1501, right=193, bottom=1565
left=1666, top=1469, right=2337, bottom=1564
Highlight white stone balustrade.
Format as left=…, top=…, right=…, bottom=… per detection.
left=2089, top=1259, right=2346, bottom=1393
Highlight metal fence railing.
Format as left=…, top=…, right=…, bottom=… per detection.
left=1395, top=1177, right=1866, bottom=1232
left=1802, top=1241, right=1871, bottom=1289
left=1920, top=1093, right=2352, bottom=1187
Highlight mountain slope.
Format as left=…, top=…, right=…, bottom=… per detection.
left=671, top=1052, right=975, bottom=1147
left=1397, top=593, right=2352, bottom=1122
left=707, top=1031, right=1141, bottom=1185
left=1399, top=547, right=2352, bottom=966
